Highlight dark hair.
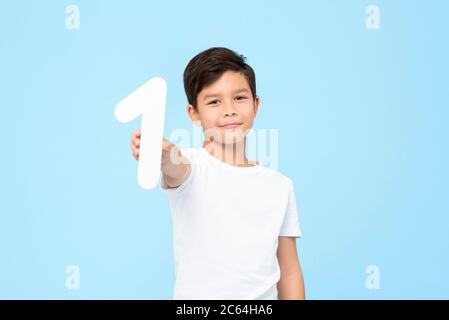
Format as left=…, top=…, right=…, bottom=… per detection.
left=183, top=47, right=257, bottom=111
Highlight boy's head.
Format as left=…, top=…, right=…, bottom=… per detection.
left=183, top=47, right=260, bottom=145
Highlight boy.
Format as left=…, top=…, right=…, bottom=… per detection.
left=130, top=47, right=305, bottom=300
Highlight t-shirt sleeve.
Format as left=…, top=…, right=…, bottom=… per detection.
left=159, top=148, right=195, bottom=194
left=279, top=178, right=302, bottom=238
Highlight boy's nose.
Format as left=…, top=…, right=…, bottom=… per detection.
left=223, top=102, right=238, bottom=117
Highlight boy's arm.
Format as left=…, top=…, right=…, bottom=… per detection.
left=131, top=128, right=191, bottom=188
left=276, top=236, right=305, bottom=300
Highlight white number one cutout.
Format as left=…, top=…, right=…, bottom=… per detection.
left=114, top=77, right=167, bottom=189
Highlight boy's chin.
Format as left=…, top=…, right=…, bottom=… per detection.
left=204, top=127, right=249, bottom=145
left=211, top=135, right=246, bottom=145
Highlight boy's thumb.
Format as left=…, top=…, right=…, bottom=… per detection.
left=162, top=138, right=173, bottom=151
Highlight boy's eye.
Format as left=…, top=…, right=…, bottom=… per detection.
left=208, top=100, right=219, bottom=105
left=235, top=96, right=247, bottom=101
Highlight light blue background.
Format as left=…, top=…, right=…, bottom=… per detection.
left=1, top=0, right=448, bottom=299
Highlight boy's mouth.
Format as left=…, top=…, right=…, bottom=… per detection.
left=219, top=122, right=243, bottom=129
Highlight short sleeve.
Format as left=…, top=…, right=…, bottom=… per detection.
left=159, top=148, right=195, bottom=194
left=279, top=178, right=302, bottom=238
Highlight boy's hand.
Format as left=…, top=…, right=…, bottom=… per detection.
left=131, top=128, right=141, bottom=160
left=130, top=128, right=190, bottom=188
left=130, top=128, right=176, bottom=163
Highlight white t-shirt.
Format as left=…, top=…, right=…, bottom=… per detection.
left=159, top=147, right=302, bottom=300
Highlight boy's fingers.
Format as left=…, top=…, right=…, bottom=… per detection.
left=162, top=138, right=173, bottom=151
left=132, top=128, right=141, bottom=139
left=130, top=128, right=140, bottom=145
left=130, top=129, right=141, bottom=160
left=130, top=139, right=139, bottom=149
left=132, top=138, right=140, bottom=146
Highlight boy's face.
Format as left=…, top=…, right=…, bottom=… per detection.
left=187, top=70, right=259, bottom=145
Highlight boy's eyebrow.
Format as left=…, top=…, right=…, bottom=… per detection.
left=203, top=88, right=250, bottom=100
left=233, top=88, right=250, bottom=94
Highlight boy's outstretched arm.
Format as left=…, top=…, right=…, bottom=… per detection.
left=276, top=236, right=305, bottom=300
left=131, top=128, right=191, bottom=188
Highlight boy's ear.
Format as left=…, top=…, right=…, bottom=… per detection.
left=186, top=104, right=202, bottom=127
left=253, top=96, right=260, bottom=115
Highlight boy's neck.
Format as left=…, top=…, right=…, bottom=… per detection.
left=202, top=138, right=258, bottom=167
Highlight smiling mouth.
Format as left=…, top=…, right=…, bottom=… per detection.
left=219, top=123, right=243, bottom=129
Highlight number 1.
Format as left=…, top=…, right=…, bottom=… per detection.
left=114, top=77, right=167, bottom=189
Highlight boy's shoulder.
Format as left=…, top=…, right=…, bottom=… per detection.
left=259, top=165, right=294, bottom=185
